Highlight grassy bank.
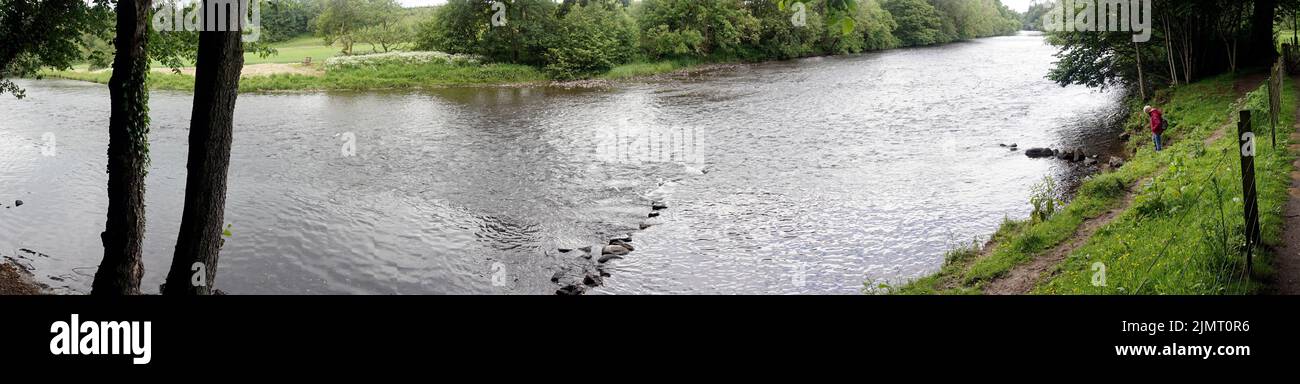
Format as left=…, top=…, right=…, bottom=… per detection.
left=42, top=62, right=548, bottom=92
left=1038, top=78, right=1296, bottom=294
left=600, top=58, right=706, bottom=80
left=43, top=56, right=716, bottom=92
left=895, top=72, right=1294, bottom=295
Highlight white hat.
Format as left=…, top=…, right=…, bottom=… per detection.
left=1143, top=105, right=1153, bottom=113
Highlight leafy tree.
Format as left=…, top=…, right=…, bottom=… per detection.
left=820, top=0, right=901, bottom=54
left=0, top=0, right=112, bottom=98
left=636, top=0, right=760, bottom=57
left=414, top=0, right=489, bottom=54
left=545, top=2, right=639, bottom=79
left=479, top=0, right=561, bottom=65
left=749, top=0, right=825, bottom=59
left=640, top=24, right=705, bottom=58
left=1046, top=0, right=1282, bottom=99
left=857, top=0, right=901, bottom=50
left=317, top=0, right=402, bottom=55
left=356, top=19, right=415, bottom=53
left=262, top=0, right=322, bottom=43
left=1021, top=1, right=1053, bottom=31
left=883, top=0, right=945, bottom=46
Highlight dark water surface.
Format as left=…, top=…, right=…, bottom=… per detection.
left=0, top=32, right=1122, bottom=294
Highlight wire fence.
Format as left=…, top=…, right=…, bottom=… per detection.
left=1129, top=64, right=1287, bottom=294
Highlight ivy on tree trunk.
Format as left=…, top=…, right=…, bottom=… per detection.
left=93, top=0, right=151, bottom=295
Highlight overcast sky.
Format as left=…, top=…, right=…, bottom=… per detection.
left=397, top=0, right=1043, bottom=12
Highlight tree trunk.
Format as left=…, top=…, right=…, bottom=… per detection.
left=92, top=0, right=151, bottom=295
left=1134, top=42, right=1146, bottom=101
left=1165, top=17, right=1179, bottom=86
left=163, top=29, right=244, bottom=295
left=1252, top=0, right=1277, bottom=66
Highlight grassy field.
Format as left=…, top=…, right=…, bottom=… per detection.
left=244, top=35, right=347, bottom=65
left=894, top=72, right=1295, bottom=295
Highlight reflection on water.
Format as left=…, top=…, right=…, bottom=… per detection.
left=0, top=32, right=1120, bottom=294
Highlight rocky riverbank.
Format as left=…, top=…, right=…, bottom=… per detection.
left=0, top=259, right=45, bottom=295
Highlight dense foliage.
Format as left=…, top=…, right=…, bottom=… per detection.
left=21, top=0, right=1023, bottom=83
left=0, top=0, right=111, bottom=98
left=262, top=0, right=322, bottom=43
left=1044, top=0, right=1291, bottom=99
left=413, top=0, right=1021, bottom=78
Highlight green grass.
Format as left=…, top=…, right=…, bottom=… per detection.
left=1038, top=78, right=1296, bottom=294
left=142, top=35, right=343, bottom=68
left=600, top=58, right=703, bottom=80
left=892, top=73, right=1267, bottom=295
left=1278, top=30, right=1300, bottom=51
left=41, top=62, right=547, bottom=92
left=244, top=35, right=344, bottom=65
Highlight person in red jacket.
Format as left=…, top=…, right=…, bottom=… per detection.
left=1144, top=105, right=1165, bottom=152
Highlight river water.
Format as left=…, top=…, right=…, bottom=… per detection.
left=0, top=32, right=1123, bottom=294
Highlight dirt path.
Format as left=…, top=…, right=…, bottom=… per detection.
left=982, top=180, right=1144, bottom=295
left=1270, top=79, right=1300, bottom=295
left=145, top=63, right=322, bottom=77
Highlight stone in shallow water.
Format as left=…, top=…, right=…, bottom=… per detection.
left=556, top=284, right=586, bottom=295
left=1024, top=148, right=1054, bottom=158
left=609, top=239, right=634, bottom=251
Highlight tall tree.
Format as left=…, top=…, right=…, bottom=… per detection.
left=1251, top=0, right=1278, bottom=66
left=93, top=0, right=152, bottom=295
left=163, top=15, right=246, bottom=295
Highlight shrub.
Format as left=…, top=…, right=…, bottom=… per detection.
left=544, top=4, right=639, bottom=80
left=1029, top=176, right=1062, bottom=223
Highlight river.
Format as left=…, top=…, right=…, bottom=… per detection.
left=0, top=32, right=1123, bottom=294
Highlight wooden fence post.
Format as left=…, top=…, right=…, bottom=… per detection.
left=1239, top=110, right=1262, bottom=277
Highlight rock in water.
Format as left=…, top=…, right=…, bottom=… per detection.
left=14, top=200, right=22, bottom=207
left=1108, top=156, right=1125, bottom=168
left=1024, top=148, right=1054, bottom=158
left=1085, top=157, right=1099, bottom=166
left=609, top=239, right=634, bottom=251
left=651, top=201, right=668, bottom=210
left=556, top=284, right=587, bottom=295
left=602, top=245, right=630, bottom=256
left=597, top=254, right=624, bottom=263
